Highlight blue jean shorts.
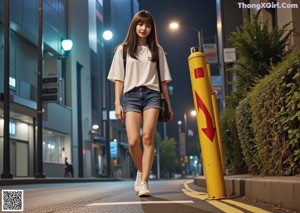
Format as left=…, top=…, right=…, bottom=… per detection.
left=123, top=86, right=161, bottom=113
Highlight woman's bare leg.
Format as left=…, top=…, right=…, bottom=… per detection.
left=125, top=111, right=143, bottom=172
left=141, top=108, right=159, bottom=183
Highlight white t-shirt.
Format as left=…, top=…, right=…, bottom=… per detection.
left=107, top=44, right=172, bottom=94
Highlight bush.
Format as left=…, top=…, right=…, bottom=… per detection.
left=221, top=13, right=293, bottom=175
left=236, top=96, right=260, bottom=174
left=250, top=50, right=300, bottom=175
left=228, top=14, right=292, bottom=97
left=220, top=108, right=247, bottom=174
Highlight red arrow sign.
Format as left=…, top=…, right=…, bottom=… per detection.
left=195, top=91, right=216, bottom=142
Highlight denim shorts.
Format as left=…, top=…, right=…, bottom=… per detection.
left=123, top=86, right=161, bottom=113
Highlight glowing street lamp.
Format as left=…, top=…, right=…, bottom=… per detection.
left=61, top=39, right=73, bottom=51
left=169, top=22, right=203, bottom=52
left=92, top=124, right=99, bottom=130
left=191, top=110, right=196, bottom=117
left=103, top=30, right=113, bottom=41
left=169, top=22, right=179, bottom=30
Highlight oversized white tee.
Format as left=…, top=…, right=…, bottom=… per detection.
left=107, top=45, right=172, bottom=94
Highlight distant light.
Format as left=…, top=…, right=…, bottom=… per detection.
left=168, top=86, right=174, bottom=95
left=191, top=110, right=196, bottom=117
left=92, top=124, right=99, bottom=130
left=178, top=120, right=182, bottom=126
left=62, top=39, right=73, bottom=51
left=9, top=77, right=16, bottom=88
left=103, top=30, right=113, bottom=41
left=188, top=129, right=194, bottom=137
left=170, top=22, right=179, bottom=30
left=109, top=110, right=117, bottom=120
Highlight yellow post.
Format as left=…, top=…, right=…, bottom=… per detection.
left=211, top=92, right=225, bottom=173
left=207, top=64, right=225, bottom=172
left=206, top=64, right=213, bottom=93
left=188, top=47, right=226, bottom=199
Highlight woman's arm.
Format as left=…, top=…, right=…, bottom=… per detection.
left=161, top=81, right=173, bottom=122
left=115, top=80, right=125, bottom=122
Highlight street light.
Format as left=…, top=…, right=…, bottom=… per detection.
left=102, top=29, right=113, bottom=177
left=182, top=110, right=197, bottom=175
left=177, top=120, right=183, bottom=161
left=92, top=124, right=99, bottom=130
left=169, top=22, right=203, bottom=52
left=191, top=110, right=196, bottom=117
left=61, top=39, right=73, bottom=52
left=103, top=30, right=113, bottom=41
left=1, top=0, right=13, bottom=179
left=35, top=0, right=46, bottom=178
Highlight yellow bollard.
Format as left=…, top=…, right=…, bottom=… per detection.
left=207, top=64, right=225, bottom=173
left=206, top=64, right=213, bottom=93
left=211, top=92, right=225, bottom=173
left=188, top=47, right=226, bottom=199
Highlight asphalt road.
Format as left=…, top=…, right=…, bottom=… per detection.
left=0, top=179, right=292, bottom=213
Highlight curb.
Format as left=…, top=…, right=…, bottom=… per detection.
left=194, top=175, right=300, bottom=212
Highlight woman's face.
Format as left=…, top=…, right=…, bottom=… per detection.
left=136, top=21, right=152, bottom=40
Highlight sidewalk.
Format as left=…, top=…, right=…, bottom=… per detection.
left=0, top=177, right=122, bottom=186
left=194, top=175, right=300, bottom=212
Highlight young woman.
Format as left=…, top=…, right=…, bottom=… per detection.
left=107, top=10, right=173, bottom=197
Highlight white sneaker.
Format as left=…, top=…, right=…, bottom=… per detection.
left=134, top=171, right=142, bottom=193
left=138, top=182, right=150, bottom=197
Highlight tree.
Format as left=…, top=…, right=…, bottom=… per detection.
left=228, top=13, right=292, bottom=104
left=159, top=137, right=179, bottom=178
left=220, top=13, right=292, bottom=174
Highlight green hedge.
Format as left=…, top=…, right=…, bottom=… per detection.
left=249, top=50, right=300, bottom=175
left=236, top=96, right=260, bottom=174
left=220, top=108, right=247, bottom=174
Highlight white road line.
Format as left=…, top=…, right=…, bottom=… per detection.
left=87, top=200, right=194, bottom=206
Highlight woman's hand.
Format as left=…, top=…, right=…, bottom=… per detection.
left=168, top=104, right=173, bottom=122
left=115, top=103, right=125, bottom=122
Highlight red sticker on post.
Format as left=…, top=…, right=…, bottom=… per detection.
left=194, top=67, right=204, bottom=78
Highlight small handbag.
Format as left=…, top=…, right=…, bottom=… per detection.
left=158, top=96, right=170, bottom=122
left=123, top=44, right=170, bottom=122
left=156, top=57, right=170, bottom=122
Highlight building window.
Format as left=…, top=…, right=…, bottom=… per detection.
left=43, top=130, right=70, bottom=164
left=9, top=120, right=16, bottom=136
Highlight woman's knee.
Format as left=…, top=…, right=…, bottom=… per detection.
left=142, top=133, right=153, bottom=146
left=128, top=139, right=140, bottom=149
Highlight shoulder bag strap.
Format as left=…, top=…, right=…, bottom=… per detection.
left=156, top=53, right=163, bottom=95
left=123, top=44, right=127, bottom=77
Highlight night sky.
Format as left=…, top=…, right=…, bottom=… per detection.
left=138, top=0, right=217, bottom=140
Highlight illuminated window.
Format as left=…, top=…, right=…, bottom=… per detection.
left=9, top=121, right=16, bottom=136
left=9, top=77, right=16, bottom=88
left=43, top=130, right=70, bottom=164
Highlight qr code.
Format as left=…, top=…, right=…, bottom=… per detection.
left=1, top=190, right=24, bottom=212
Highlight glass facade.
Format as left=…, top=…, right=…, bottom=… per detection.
left=43, top=130, right=70, bottom=164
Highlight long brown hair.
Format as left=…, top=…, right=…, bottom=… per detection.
left=122, top=10, right=159, bottom=62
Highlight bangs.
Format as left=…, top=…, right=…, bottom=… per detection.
left=137, top=17, right=152, bottom=26
left=136, top=12, right=153, bottom=26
